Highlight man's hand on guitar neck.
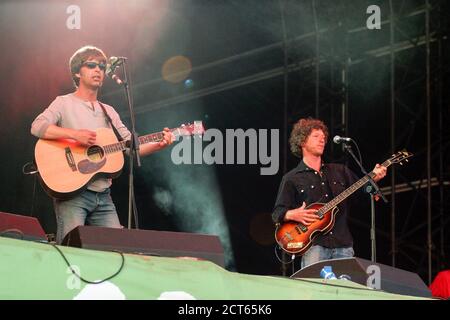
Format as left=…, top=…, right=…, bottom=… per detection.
left=139, top=127, right=175, bottom=157
left=284, top=202, right=319, bottom=226
left=372, top=163, right=387, bottom=182
left=157, top=127, right=174, bottom=149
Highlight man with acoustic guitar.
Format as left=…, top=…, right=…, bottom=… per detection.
left=272, top=118, right=387, bottom=269
left=31, top=45, right=174, bottom=244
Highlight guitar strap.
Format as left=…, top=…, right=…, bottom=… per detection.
left=97, top=102, right=124, bottom=142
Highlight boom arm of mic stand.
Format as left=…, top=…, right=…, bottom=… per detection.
left=342, top=143, right=388, bottom=203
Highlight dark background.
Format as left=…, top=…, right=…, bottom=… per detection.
left=0, top=0, right=449, bottom=284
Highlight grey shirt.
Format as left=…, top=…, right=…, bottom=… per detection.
left=31, top=93, right=131, bottom=192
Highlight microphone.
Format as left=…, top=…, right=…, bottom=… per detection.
left=106, top=56, right=125, bottom=85
left=333, top=135, right=352, bottom=144
left=106, top=56, right=123, bottom=76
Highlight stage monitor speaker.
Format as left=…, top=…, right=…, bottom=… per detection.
left=0, top=211, right=47, bottom=242
left=290, top=257, right=431, bottom=298
left=62, top=225, right=225, bottom=267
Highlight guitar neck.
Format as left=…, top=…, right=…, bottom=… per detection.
left=319, top=159, right=392, bottom=214
left=139, top=131, right=166, bottom=145
left=103, top=130, right=174, bottom=155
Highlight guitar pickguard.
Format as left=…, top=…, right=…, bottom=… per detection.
left=77, top=158, right=106, bottom=174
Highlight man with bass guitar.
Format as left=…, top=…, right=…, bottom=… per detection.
left=272, top=118, right=387, bottom=269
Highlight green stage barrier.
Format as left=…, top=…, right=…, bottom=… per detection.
left=0, top=237, right=428, bottom=300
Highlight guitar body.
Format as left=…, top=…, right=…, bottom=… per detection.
left=274, top=203, right=338, bottom=255
left=35, top=127, right=124, bottom=199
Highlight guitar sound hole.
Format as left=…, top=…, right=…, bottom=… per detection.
left=86, top=145, right=105, bottom=162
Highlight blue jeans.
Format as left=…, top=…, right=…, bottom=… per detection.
left=53, top=189, right=122, bottom=244
left=301, top=245, right=354, bottom=269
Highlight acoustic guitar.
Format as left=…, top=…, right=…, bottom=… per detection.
left=34, top=121, right=204, bottom=199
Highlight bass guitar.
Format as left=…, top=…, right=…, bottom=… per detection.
left=275, top=150, right=412, bottom=255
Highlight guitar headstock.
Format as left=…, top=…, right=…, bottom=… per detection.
left=387, top=150, right=413, bottom=166
left=172, top=121, right=205, bottom=138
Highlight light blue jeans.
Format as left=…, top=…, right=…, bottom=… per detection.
left=301, top=245, right=354, bottom=269
left=53, top=188, right=122, bottom=244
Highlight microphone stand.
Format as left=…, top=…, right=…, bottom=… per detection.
left=342, top=141, right=387, bottom=263
left=112, top=57, right=140, bottom=230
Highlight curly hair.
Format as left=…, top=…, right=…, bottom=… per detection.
left=69, top=45, right=107, bottom=88
left=289, top=118, right=329, bottom=158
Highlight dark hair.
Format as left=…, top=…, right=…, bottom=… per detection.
left=69, top=45, right=107, bottom=87
left=289, top=118, right=329, bottom=158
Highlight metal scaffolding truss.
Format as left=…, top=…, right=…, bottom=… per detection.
left=385, top=0, right=448, bottom=284
left=105, top=4, right=433, bottom=115
left=278, top=1, right=449, bottom=282
left=302, top=0, right=449, bottom=283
